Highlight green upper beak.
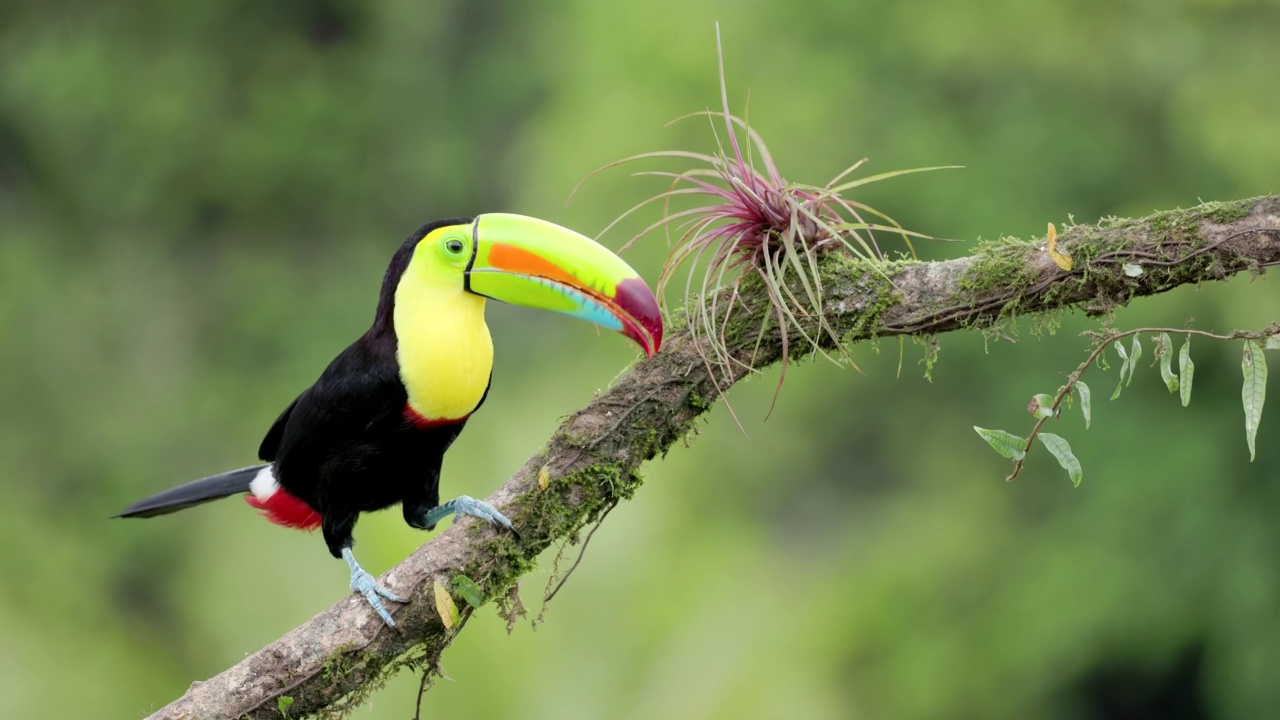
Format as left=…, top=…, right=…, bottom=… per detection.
left=463, top=213, right=663, bottom=357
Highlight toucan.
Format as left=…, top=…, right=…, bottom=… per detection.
left=116, top=214, right=663, bottom=626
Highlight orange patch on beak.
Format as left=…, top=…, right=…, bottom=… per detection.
left=486, top=243, right=587, bottom=290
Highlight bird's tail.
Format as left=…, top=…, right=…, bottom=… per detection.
left=113, top=465, right=267, bottom=518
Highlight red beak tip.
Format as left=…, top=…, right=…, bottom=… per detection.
left=615, top=277, right=663, bottom=359
left=647, top=329, right=663, bottom=357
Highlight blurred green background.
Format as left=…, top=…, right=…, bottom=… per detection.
left=2, top=1, right=1278, bottom=718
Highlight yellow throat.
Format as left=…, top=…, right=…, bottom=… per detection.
left=393, top=279, right=494, bottom=421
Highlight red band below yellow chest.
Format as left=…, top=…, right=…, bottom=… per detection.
left=403, top=403, right=469, bottom=429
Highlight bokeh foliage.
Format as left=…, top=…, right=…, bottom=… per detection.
left=1, top=1, right=1278, bottom=717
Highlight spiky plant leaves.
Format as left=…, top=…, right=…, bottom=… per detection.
left=583, top=24, right=956, bottom=408
left=827, top=165, right=965, bottom=196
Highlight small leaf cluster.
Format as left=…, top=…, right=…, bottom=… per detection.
left=977, top=326, right=1279, bottom=486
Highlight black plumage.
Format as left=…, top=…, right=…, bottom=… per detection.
left=120, top=219, right=487, bottom=557
left=116, top=211, right=662, bottom=627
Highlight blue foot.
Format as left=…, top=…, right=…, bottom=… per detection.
left=423, top=495, right=515, bottom=534
left=342, top=547, right=406, bottom=628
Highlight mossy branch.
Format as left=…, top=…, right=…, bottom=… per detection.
left=145, top=195, right=1280, bottom=720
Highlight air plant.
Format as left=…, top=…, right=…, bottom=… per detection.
left=584, top=27, right=956, bottom=406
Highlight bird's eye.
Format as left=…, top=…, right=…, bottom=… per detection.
left=445, top=239, right=465, bottom=254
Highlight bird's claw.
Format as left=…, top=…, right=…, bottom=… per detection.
left=350, top=568, right=405, bottom=627
left=342, top=547, right=406, bottom=628
left=450, top=494, right=514, bottom=531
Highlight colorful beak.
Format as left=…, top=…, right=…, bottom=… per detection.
left=464, top=213, right=663, bottom=357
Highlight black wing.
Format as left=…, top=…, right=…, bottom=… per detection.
left=259, top=395, right=300, bottom=462
left=260, top=336, right=408, bottom=488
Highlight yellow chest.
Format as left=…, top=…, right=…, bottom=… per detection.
left=393, top=282, right=493, bottom=421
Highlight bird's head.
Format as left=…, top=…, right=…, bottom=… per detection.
left=392, top=214, right=662, bottom=357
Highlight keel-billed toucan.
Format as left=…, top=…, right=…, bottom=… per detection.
left=117, top=214, right=662, bottom=626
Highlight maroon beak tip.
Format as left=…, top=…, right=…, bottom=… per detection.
left=615, top=277, right=663, bottom=357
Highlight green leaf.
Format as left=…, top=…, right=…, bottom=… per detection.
left=1029, top=393, right=1055, bottom=419
left=1115, top=338, right=1129, bottom=364
left=974, top=427, right=1027, bottom=461
left=451, top=575, right=485, bottom=609
left=1076, top=381, right=1092, bottom=429
left=1157, top=332, right=1178, bottom=392
left=1122, top=262, right=1143, bottom=277
left=434, top=580, right=460, bottom=630
left=1179, top=337, right=1194, bottom=407
left=1038, top=433, right=1083, bottom=487
left=278, top=696, right=295, bottom=715
left=1266, top=335, right=1280, bottom=350
left=1127, top=336, right=1143, bottom=386
left=1242, top=340, right=1268, bottom=461
left=1112, top=341, right=1130, bottom=400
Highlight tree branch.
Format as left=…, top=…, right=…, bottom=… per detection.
left=146, top=196, right=1280, bottom=719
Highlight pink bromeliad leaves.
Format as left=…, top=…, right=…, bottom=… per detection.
left=580, top=26, right=955, bottom=409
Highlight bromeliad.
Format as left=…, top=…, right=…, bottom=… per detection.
left=116, top=214, right=662, bottom=627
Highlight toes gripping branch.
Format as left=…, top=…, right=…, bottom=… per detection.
left=342, top=547, right=406, bottom=627
left=340, top=497, right=513, bottom=627
left=422, top=495, right=516, bottom=535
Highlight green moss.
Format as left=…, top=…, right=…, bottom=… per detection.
left=1142, top=198, right=1253, bottom=245
left=720, top=309, right=769, bottom=357
left=688, top=251, right=903, bottom=368
left=469, top=534, right=537, bottom=599
left=915, top=335, right=940, bottom=381
left=554, top=426, right=595, bottom=448
left=718, top=270, right=771, bottom=351
left=1042, top=198, right=1255, bottom=319
left=853, top=274, right=901, bottom=340
left=663, top=306, right=691, bottom=333
left=320, top=642, right=359, bottom=686
left=952, top=224, right=1129, bottom=336
left=321, top=640, right=455, bottom=720
left=300, top=640, right=397, bottom=719
left=687, top=389, right=712, bottom=412
left=635, top=428, right=662, bottom=460
left=1068, top=224, right=1118, bottom=262
left=816, top=255, right=903, bottom=344
left=1202, top=197, right=1257, bottom=224
left=506, top=460, right=623, bottom=542
left=947, top=196, right=1249, bottom=331
left=957, top=235, right=1038, bottom=297
left=1147, top=207, right=1204, bottom=245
